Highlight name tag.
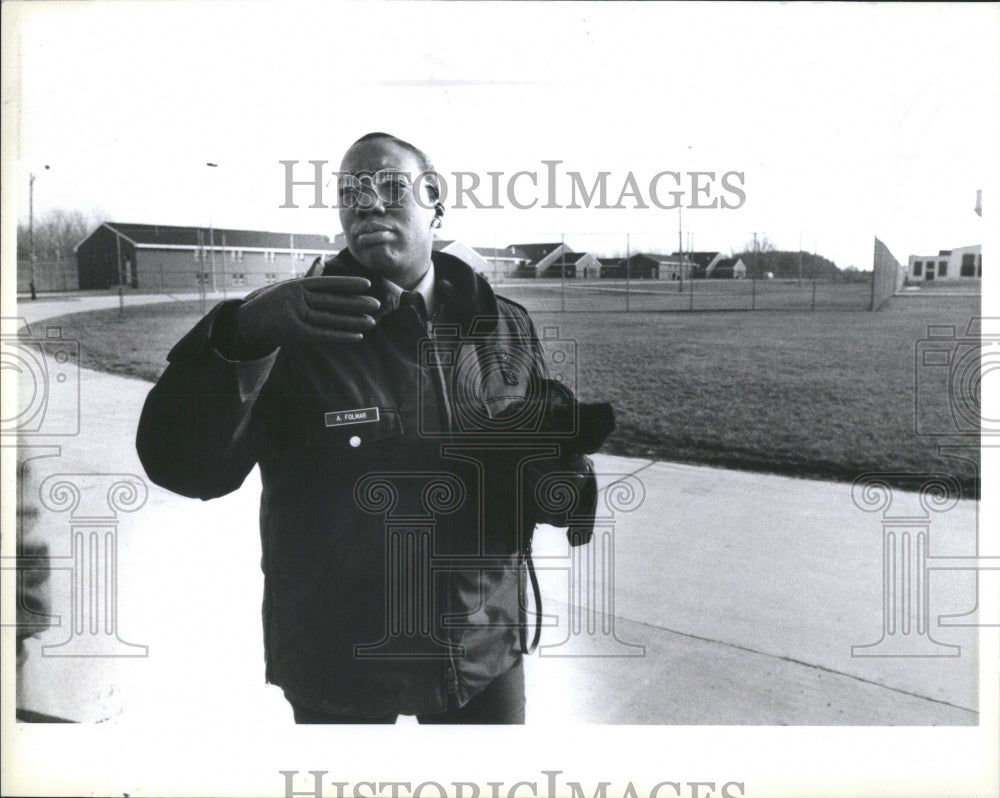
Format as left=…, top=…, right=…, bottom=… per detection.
left=324, top=407, right=380, bottom=427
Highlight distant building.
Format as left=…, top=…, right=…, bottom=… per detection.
left=611, top=254, right=661, bottom=279
left=75, top=222, right=338, bottom=290
left=672, top=251, right=723, bottom=279
left=655, top=258, right=693, bottom=281
left=605, top=252, right=693, bottom=280
left=432, top=239, right=492, bottom=274
left=472, top=247, right=529, bottom=279
left=706, top=257, right=747, bottom=279
left=907, top=245, right=981, bottom=283
left=505, top=242, right=573, bottom=278
left=539, top=251, right=600, bottom=279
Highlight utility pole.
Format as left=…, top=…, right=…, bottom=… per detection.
left=798, top=232, right=804, bottom=285
left=677, top=207, right=684, bottom=293
left=753, top=232, right=758, bottom=279
left=28, top=165, right=51, bottom=299
left=560, top=232, right=566, bottom=312
left=209, top=223, right=217, bottom=294
left=625, top=232, right=631, bottom=312
left=116, top=231, right=124, bottom=315
left=206, top=162, right=219, bottom=293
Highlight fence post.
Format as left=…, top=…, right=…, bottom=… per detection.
left=221, top=252, right=227, bottom=300
left=560, top=232, right=566, bottom=312
left=811, top=279, right=817, bottom=311
left=625, top=233, right=631, bottom=313
left=751, top=276, right=756, bottom=311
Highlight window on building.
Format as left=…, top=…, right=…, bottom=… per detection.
left=193, top=249, right=201, bottom=262
left=961, top=254, right=976, bottom=277
left=265, top=272, right=278, bottom=285
left=938, top=261, right=948, bottom=277
left=913, top=260, right=923, bottom=277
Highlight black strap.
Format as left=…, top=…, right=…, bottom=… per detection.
left=519, top=550, right=543, bottom=654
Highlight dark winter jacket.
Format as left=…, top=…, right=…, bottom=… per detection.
left=136, top=249, right=594, bottom=717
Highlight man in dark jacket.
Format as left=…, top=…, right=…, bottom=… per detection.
left=136, top=132, right=595, bottom=724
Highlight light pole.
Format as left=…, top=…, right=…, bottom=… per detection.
left=28, top=165, right=51, bottom=299
left=206, top=162, right=219, bottom=295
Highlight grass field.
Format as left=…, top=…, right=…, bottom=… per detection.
left=41, top=289, right=982, bottom=497
left=498, top=277, right=876, bottom=313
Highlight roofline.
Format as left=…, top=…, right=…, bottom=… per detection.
left=124, top=243, right=339, bottom=253
left=75, top=222, right=337, bottom=252
left=74, top=221, right=139, bottom=254
left=102, top=222, right=140, bottom=247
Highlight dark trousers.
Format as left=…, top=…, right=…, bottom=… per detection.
left=291, top=659, right=525, bottom=725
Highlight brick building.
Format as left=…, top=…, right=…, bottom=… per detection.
left=75, top=222, right=338, bottom=290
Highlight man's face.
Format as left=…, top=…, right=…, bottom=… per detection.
left=338, top=139, right=439, bottom=288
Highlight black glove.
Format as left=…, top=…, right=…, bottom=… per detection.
left=497, top=379, right=615, bottom=542
left=234, top=276, right=381, bottom=358
left=492, top=378, right=615, bottom=455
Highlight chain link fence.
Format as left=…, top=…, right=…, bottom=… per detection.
left=464, top=231, right=875, bottom=313
left=15, top=260, right=79, bottom=293
left=492, top=274, right=874, bottom=313
left=16, top=234, right=883, bottom=314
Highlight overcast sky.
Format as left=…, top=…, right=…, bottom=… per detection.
left=5, top=1, right=997, bottom=269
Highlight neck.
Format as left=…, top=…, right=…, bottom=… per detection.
left=397, top=260, right=432, bottom=291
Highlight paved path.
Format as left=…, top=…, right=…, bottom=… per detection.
left=7, top=295, right=984, bottom=726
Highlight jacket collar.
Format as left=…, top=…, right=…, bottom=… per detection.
left=323, top=248, right=500, bottom=334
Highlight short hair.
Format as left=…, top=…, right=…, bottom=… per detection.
left=347, top=132, right=440, bottom=202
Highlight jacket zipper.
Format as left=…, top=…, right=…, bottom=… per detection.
left=427, top=317, right=454, bottom=434
left=424, top=314, right=460, bottom=699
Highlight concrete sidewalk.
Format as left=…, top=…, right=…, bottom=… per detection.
left=8, top=297, right=982, bottom=725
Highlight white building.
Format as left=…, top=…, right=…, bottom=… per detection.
left=907, top=244, right=981, bottom=283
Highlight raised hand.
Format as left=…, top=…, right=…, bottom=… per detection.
left=235, top=276, right=381, bottom=357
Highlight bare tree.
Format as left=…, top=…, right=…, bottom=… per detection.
left=17, top=208, right=101, bottom=261
left=734, top=234, right=776, bottom=256
left=732, top=234, right=776, bottom=277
